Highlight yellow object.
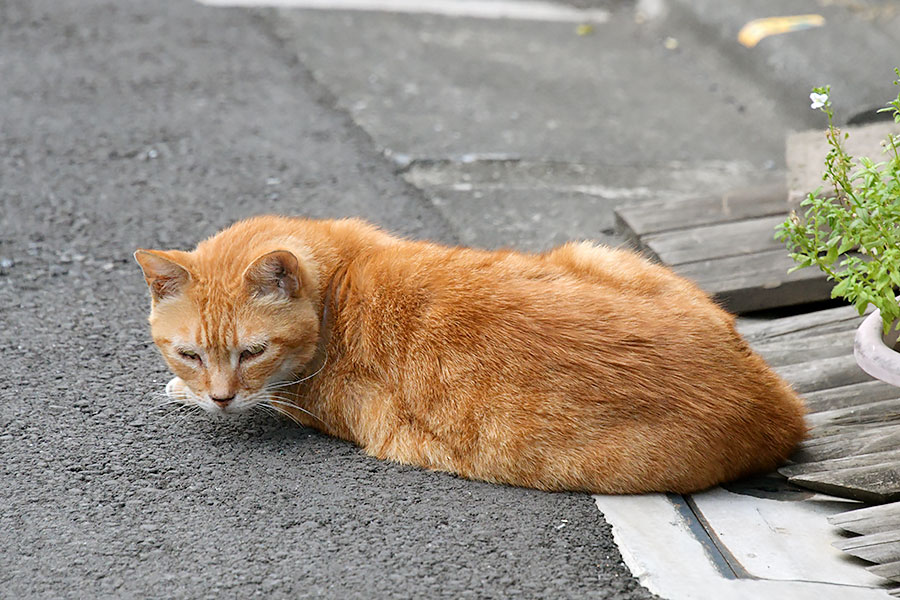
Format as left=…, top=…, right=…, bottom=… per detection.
left=576, top=24, right=594, bottom=36
left=737, top=14, right=826, bottom=48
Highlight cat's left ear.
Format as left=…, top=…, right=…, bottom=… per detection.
left=243, top=250, right=305, bottom=299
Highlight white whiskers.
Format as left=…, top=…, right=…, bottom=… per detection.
left=266, top=397, right=324, bottom=425
left=147, top=349, right=329, bottom=428
left=266, top=350, right=329, bottom=389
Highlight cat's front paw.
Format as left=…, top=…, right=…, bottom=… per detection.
left=165, top=376, right=190, bottom=401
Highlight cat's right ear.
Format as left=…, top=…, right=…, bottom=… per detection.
left=134, top=250, right=192, bottom=302
left=243, top=250, right=304, bottom=300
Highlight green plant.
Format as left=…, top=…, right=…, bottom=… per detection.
left=777, top=70, right=900, bottom=332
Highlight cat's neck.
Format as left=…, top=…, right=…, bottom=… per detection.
left=284, top=218, right=395, bottom=313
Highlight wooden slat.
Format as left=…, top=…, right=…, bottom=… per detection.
left=751, top=329, right=855, bottom=368
left=643, top=216, right=787, bottom=265
left=835, top=529, right=900, bottom=563
left=674, top=249, right=834, bottom=314
left=737, top=304, right=865, bottom=341
left=793, top=424, right=900, bottom=462
left=830, top=502, right=900, bottom=535
left=780, top=449, right=900, bottom=478
left=810, top=423, right=894, bottom=440
left=776, top=355, right=872, bottom=394
left=614, top=182, right=788, bottom=237
left=802, top=381, right=900, bottom=413
left=614, top=183, right=845, bottom=312
left=807, top=398, right=900, bottom=429
left=788, top=463, right=900, bottom=503
left=746, top=318, right=864, bottom=353
left=869, top=560, right=900, bottom=583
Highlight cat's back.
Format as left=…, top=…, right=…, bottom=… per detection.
left=328, top=237, right=806, bottom=493
left=334, top=236, right=755, bottom=404
left=338, top=237, right=730, bottom=341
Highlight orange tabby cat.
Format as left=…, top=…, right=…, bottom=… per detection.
left=135, top=215, right=806, bottom=494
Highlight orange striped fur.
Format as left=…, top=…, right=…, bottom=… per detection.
left=135, top=216, right=806, bottom=494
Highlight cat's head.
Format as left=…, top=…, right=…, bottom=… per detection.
left=134, top=247, right=321, bottom=414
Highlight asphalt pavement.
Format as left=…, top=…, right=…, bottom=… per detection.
left=2, top=0, right=898, bottom=598
left=0, top=1, right=647, bottom=598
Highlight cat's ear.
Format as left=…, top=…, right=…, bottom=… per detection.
left=134, top=249, right=193, bottom=302
left=243, top=250, right=303, bottom=299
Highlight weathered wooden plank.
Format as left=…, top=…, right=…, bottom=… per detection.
left=751, top=329, right=855, bottom=368
left=775, top=355, right=872, bottom=394
left=830, top=502, right=900, bottom=535
left=614, top=182, right=787, bottom=237
left=802, top=381, right=900, bottom=413
left=674, top=249, right=834, bottom=314
left=793, top=424, right=900, bottom=462
left=810, top=422, right=896, bottom=440
left=807, top=398, right=900, bottom=430
left=643, top=216, right=787, bottom=266
left=835, top=529, right=900, bottom=563
left=869, top=560, right=900, bottom=583
left=747, top=318, right=864, bottom=354
left=788, top=463, right=900, bottom=503
left=780, top=449, right=900, bottom=478
left=737, top=303, right=866, bottom=341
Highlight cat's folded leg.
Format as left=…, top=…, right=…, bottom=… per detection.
left=165, top=376, right=191, bottom=401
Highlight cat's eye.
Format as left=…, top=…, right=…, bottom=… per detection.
left=178, top=349, right=200, bottom=361
left=240, top=345, right=266, bottom=362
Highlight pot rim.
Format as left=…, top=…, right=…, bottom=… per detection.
left=853, top=308, right=900, bottom=387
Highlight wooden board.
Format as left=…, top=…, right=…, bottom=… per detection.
left=752, top=329, right=857, bottom=368
left=673, top=250, right=835, bottom=314
left=835, top=529, right=900, bottom=562
left=830, top=502, right=900, bottom=535
left=614, top=181, right=835, bottom=313
left=780, top=449, right=900, bottom=478
left=615, top=182, right=788, bottom=237
left=773, top=355, right=872, bottom=395
left=788, top=464, right=900, bottom=503
left=869, top=559, right=900, bottom=583
left=643, top=216, right=787, bottom=265
left=794, top=424, right=900, bottom=462
left=806, top=398, right=900, bottom=430
left=737, top=304, right=866, bottom=341
left=744, top=305, right=900, bottom=591
left=802, top=381, right=900, bottom=413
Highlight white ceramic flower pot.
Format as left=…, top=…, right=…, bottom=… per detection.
left=854, top=308, right=900, bottom=387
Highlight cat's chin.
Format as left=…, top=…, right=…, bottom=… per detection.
left=165, top=376, right=258, bottom=416
left=207, top=399, right=258, bottom=416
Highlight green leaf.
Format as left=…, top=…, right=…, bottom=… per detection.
left=890, top=269, right=900, bottom=288
left=831, top=278, right=851, bottom=298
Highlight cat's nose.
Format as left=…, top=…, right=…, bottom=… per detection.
left=210, top=394, right=235, bottom=406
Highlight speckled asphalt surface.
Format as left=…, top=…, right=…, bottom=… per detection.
left=0, top=1, right=653, bottom=597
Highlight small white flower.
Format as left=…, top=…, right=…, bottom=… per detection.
left=810, top=92, right=829, bottom=109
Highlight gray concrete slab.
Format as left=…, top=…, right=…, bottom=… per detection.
left=429, top=188, right=622, bottom=251
left=668, top=0, right=900, bottom=125
left=0, top=1, right=651, bottom=598
left=403, top=158, right=771, bottom=251
left=270, top=6, right=793, bottom=167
